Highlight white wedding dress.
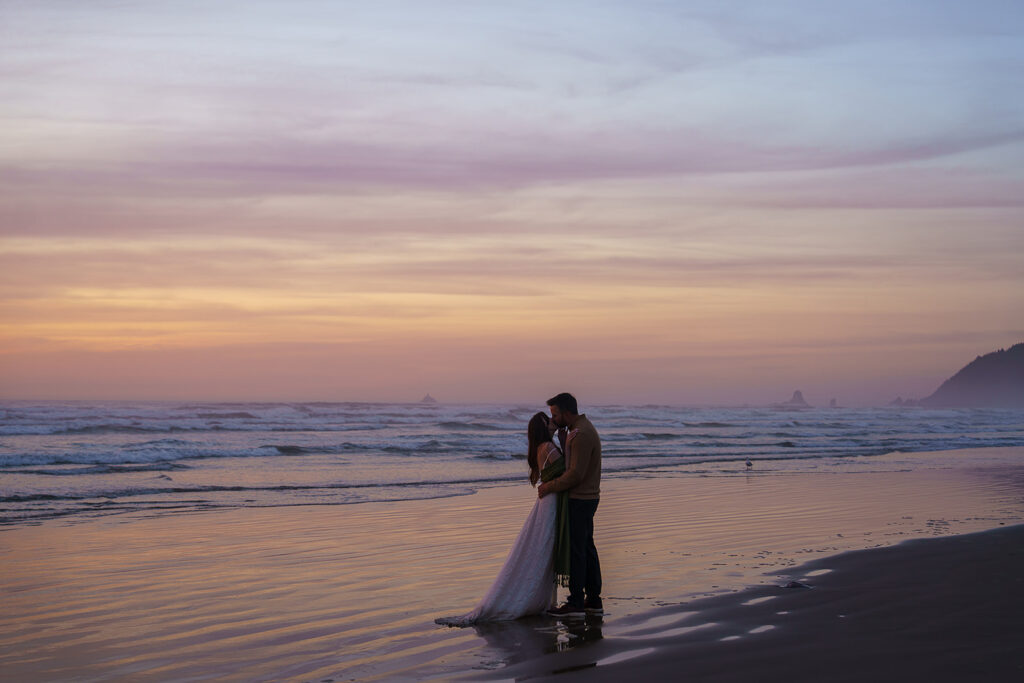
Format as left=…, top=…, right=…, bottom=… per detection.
left=436, top=442, right=560, bottom=626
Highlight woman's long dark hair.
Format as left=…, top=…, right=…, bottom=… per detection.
left=527, top=411, right=552, bottom=487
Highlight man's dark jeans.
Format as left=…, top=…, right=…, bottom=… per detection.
left=567, top=498, right=601, bottom=607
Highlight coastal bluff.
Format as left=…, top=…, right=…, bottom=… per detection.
left=917, top=343, right=1024, bottom=408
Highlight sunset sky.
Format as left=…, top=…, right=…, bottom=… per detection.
left=2, top=1, right=1023, bottom=405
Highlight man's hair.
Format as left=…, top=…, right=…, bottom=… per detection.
left=546, top=392, right=578, bottom=415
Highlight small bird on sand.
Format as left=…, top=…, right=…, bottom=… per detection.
left=745, top=460, right=753, bottom=469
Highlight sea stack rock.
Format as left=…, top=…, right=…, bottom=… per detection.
left=420, top=393, right=438, bottom=404
left=776, top=390, right=810, bottom=408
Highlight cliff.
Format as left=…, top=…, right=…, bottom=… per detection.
left=919, top=343, right=1024, bottom=408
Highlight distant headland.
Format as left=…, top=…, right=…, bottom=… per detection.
left=891, top=343, right=1024, bottom=408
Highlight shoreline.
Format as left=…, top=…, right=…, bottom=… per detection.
left=2, top=447, right=1022, bottom=681
left=487, top=522, right=1024, bottom=682
left=5, top=401, right=1021, bottom=526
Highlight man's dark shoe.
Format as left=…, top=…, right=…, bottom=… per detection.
left=547, top=603, right=585, bottom=617
left=584, top=597, right=604, bottom=614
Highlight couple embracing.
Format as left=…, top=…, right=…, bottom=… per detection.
left=437, top=393, right=602, bottom=627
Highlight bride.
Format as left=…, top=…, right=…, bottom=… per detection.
left=436, top=412, right=571, bottom=626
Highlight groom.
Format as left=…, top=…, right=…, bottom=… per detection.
left=538, top=392, right=602, bottom=617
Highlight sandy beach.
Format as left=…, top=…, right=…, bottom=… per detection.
left=492, top=523, right=1024, bottom=682
left=2, top=446, right=1023, bottom=681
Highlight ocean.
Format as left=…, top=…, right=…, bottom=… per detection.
left=2, top=400, right=1023, bottom=525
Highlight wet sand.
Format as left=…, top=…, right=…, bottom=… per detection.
left=1, top=447, right=1023, bottom=680
left=494, top=523, right=1024, bottom=682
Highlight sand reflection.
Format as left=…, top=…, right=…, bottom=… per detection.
left=469, top=613, right=604, bottom=668
left=1, top=448, right=1022, bottom=681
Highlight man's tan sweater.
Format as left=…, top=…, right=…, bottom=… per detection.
left=548, top=414, right=601, bottom=500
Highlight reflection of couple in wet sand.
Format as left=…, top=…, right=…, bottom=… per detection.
left=437, top=393, right=603, bottom=627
